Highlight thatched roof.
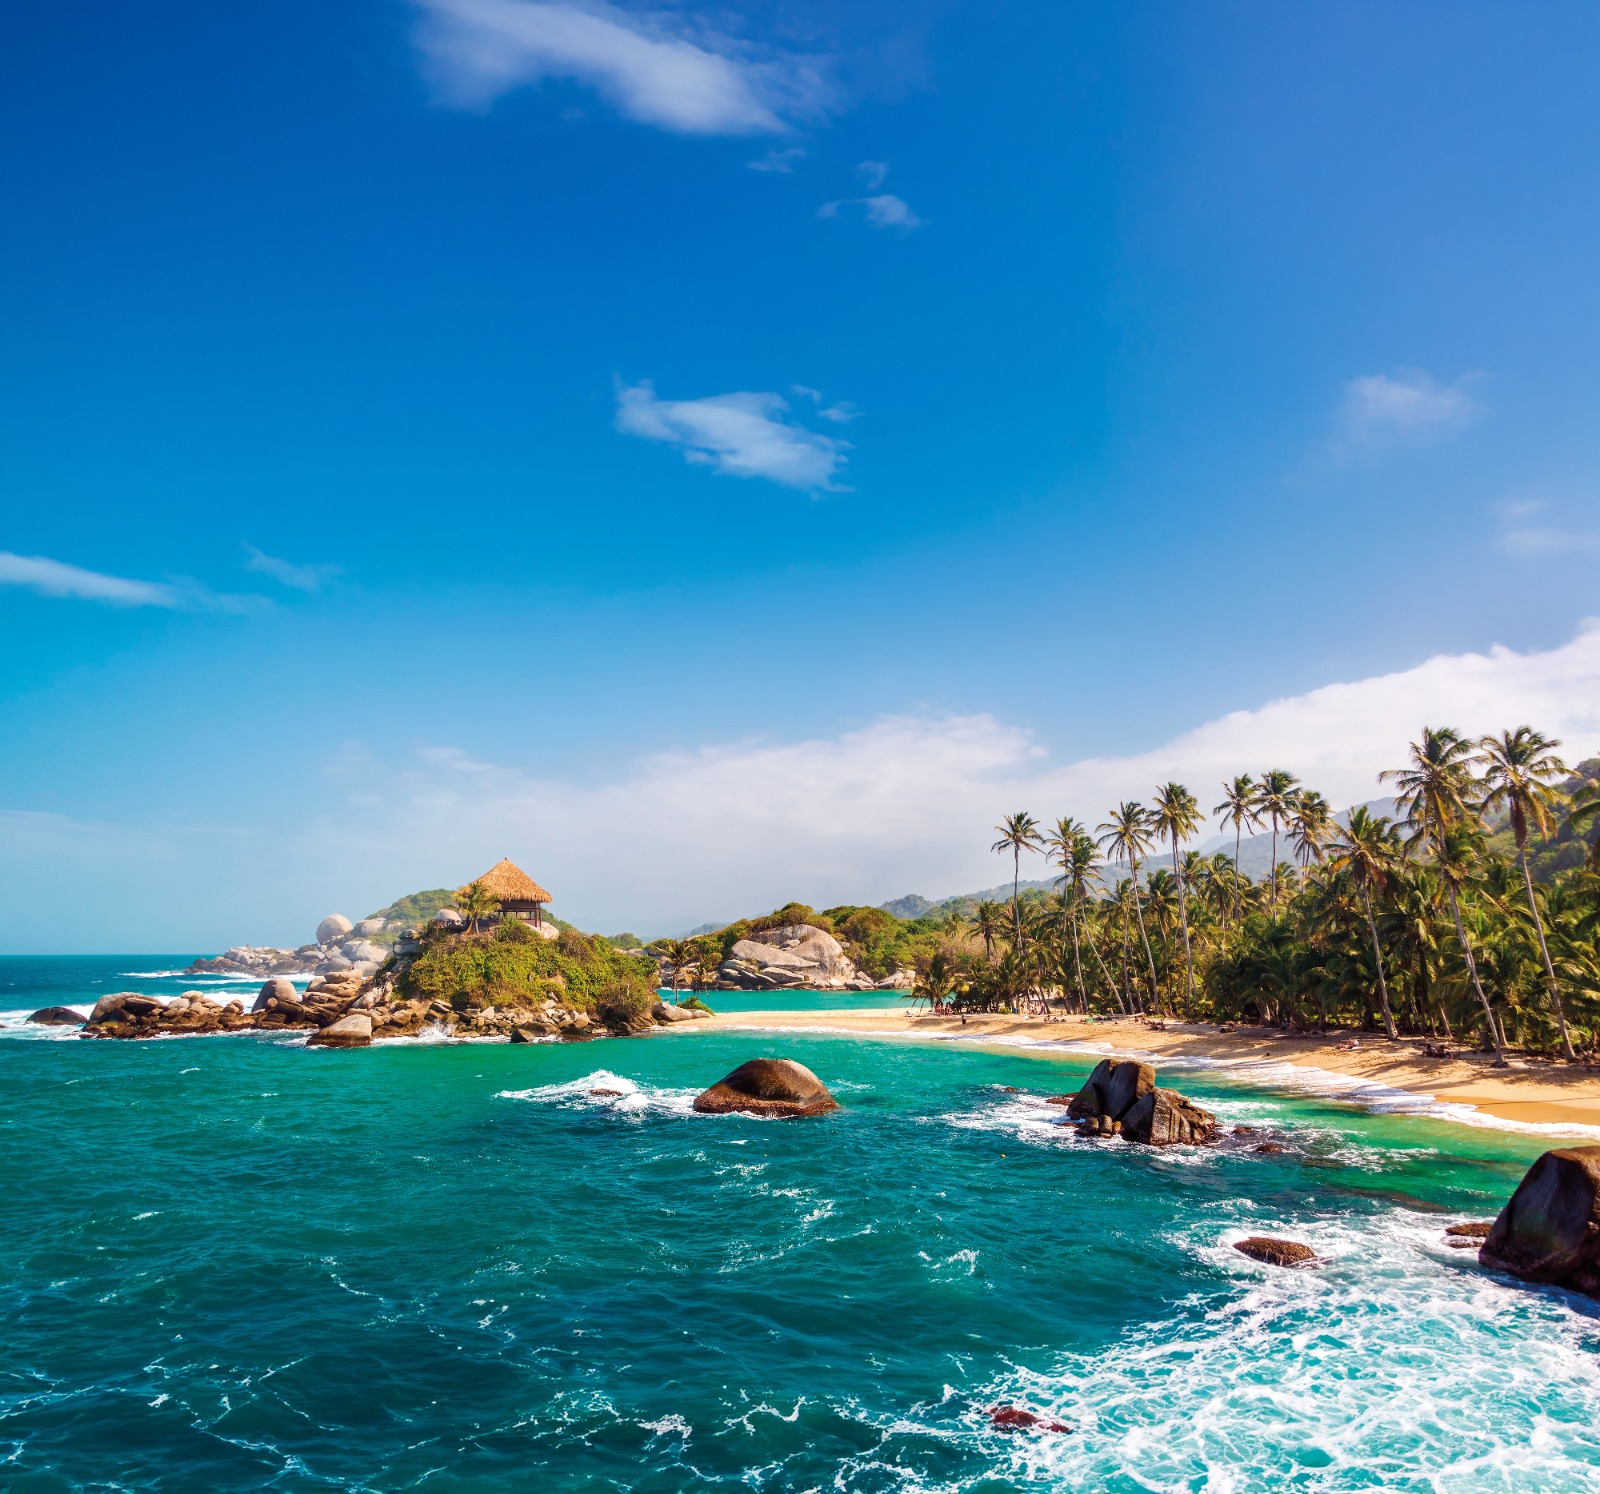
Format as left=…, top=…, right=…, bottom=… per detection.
left=459, top=858, right=552, bottom=904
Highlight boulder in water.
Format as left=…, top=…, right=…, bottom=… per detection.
left=1065, top=1058, right=1154, bottom=1121
left=307, top=1012, right=373, bottom=1048
left=254, top=977, right=299, bottom=1012
left=1233, top=1236, right=1317, bottom=1267
left=1121, top=1087, right=1220, bottom=1147
left=1480, top=1146, right=1600, bottom=1294
left=27, top=1006, right=83, bottom=1025
left=988, top=1406, right=1072, bottom=1433
left=88, top=993, right=162, bottom=1023
left=692, top=1058, right=839, bottom=1117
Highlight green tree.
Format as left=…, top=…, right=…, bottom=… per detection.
left=457, top=880, right=501, bottom=934
left=1097, top=802, right=1162, bottom=1009
left=1382, top=727, right=1505, bottom=1064
left=991, top=811, right=1043, bottom=947
left=970, top=900, right=1008, bottom=963
left=1327, top=806, right=1402, bottom=1039
left=1289, top=790, right=1334, bottom=866
left=1256, top=770, right=1301, bottom=914
left=1151, top=782, right=1203, bottom=1011
left=1044, top=816, right=1093, bottom=1009
left=1479, top=725, right=1576, bottom=1059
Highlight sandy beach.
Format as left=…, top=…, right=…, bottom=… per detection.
left=694, top=1008, right=1600, bottom=1130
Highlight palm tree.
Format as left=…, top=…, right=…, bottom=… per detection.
left=1381, top=727, right=1505, bottom=1064
left=1097, top=802, right=1162, bottom=1009
left=1568, top=780, right=1600, bottom=871
left=1151, top=782, right=1202, bottom=1012
left=660, top=938, right=696, bottom=1000
left=1327, top=807, right=1402, bottom=1039
left=1044, top=817, right=1093, bottom=1010
left=970, top=900, right=1007, bottom=963
left=1256, top=770, right=1301, bottom=913
left=1213, top=775, right=1262, bottom=928
left=1289, top=790, right=1334, bottom=865
left=1479, top=726, right=1576, bottom=1059
left=457, top=880, right=500, bottom=934
left=992, top=811, right=1043, bottom=947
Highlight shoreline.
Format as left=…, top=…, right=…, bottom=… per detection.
left=687, top=1008, right=1600, bottom=1134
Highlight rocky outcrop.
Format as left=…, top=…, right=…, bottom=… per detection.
left=1062, top=1058, right=1218, bottom=1146
left=652, top=1001, right=712, bottom=1024
left=317, top=914, right=354, bottom=945
left=693, top=1058, right=840, bottom=1117
left=1234, top=1236, right=1317, bottom=1267
left=253, top=977, right=299, bottom=1012
left=27, top=1006, right=84, bottom=1025
left=717, top=925, right=868, bottom=991
left=308, top=1012, right=373, bottom=1048
left=1445, top=1221, right=1493, bottom=1249
left=1479, top=1146, right=1600, bottom=1295
left=1122, top=1088, right=1220, bottom=1147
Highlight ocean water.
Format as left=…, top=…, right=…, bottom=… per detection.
left=3, top=957, right=1600, bottom=1492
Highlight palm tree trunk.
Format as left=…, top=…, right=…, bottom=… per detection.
left=1129, top=865, right=1162, bottom=1013
left=1361, top=885, right=1397, bottom=1040
left=1172, top=838, right=1194, bottom=1015
left=1068, top=905, right=1087, bottom=1013
left=1446, top=885, right=1506, bottom=1065
left=1232, top=821, right=1243, bottom=926
left=1269, top=816, right=1279, bottom=914
left=1013, top=848, right=1023, bottom=948
left=1118, top=906, right=1136, bottom=1013
left=1518, top=847, right=1575, bottom=1060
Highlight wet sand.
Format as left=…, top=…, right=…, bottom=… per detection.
left=692, top=1008, right=1600, bottom=1129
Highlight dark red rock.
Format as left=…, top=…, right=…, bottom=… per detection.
left=988, top=1406, right=1072, bottom=1433
left=1233, top=1236, right=1317, bottom=1267
left=692, top=1058, right=839, bottom=1117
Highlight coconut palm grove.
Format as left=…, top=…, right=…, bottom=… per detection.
left=657, top=724, right=1600, bottom=1060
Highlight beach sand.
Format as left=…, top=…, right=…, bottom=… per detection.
left=694, top=1008, right=1600, bottom=1129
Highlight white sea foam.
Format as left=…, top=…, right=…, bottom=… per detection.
left=714, top=1021, right=1600, bottom=1141
left=944, top=1207, right=1600, bottom=1492
left=496, top=1070, right=700, bottom=1117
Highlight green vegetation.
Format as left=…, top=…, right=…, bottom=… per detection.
left=907, top=729, right=1600, bottom=1059
left=400, top=918, right=656, bottom=1024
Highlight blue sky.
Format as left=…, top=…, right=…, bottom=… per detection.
left=3, top=0, right=1600, bottom=950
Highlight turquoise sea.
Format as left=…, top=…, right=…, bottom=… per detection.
left=4, top=956, right=1600, bottom=1492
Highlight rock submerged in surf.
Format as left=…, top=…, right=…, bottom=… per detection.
left=1063, top=1058, right=1218, bottom=1146
left=307, top=1012, right=373, bottom=1048
left=988, top=1405, right=1072, bottom=1433
left=27, top=1006, right=84, bottom=1025
left=1479, top=1146, right=1600, bottom=1295
left=692, top=1058, right=839, bottom=1118
left=1233, top=1236, right=1317, bottom=1268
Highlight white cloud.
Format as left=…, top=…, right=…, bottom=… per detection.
left=244, top=545, right=341, bottom=592
left=748, top=146, right=805, bottom=173
left=0, top=552, right=180, bottom=607
left=1500, top=527, right=1600, bottom=556
left=413, top=0, right=831, bottom=135
left=817, top=192, right=923, bottom=231
left=1340, top=369, right=1479, bottom=446
left=857, top=159, right=889, bottom=190
left=300, top=622, right=1600, bottom=933
left=615, top=380, right=850, bottom=491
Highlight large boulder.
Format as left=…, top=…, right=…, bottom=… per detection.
left=692, top=1058, right=839, bottom=1118
left=340, top=939, right=386, bottom=965
left=1480, top=1146, right=1600, bottom=1295
left=27, top=1006, right=84, bottom=1025
left=316, top=914, right=354, bottom=946
left=726, top=925, right=858, bottom=986
left=308, top=1012, right=373, bottom=1048
left=253, top=977, right=299, bottom=1012
left=354, top=917, right=386, bottom=936
left=88, top=992, right=163, bottom=1024
left=1065, top=1059, right=1155, bottom=1122
left=1121, top=1087, right=1220, bottom=1147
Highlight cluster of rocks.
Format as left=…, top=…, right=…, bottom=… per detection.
left=1055, top=1058, right=1221, bottom=1147
left=42, top=970, right=714, bottom=1049
left=183, top=914, right=404, bottom=982
left=713, top=924, right=911, bottom=992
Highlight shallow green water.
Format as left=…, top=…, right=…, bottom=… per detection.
left=3, top=959, right=1600, bottom=1491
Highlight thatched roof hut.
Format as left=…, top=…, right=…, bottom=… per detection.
left=459, top=858, right=553, bottom=925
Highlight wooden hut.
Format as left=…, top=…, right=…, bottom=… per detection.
left=460, top=858, right=553, bottom=928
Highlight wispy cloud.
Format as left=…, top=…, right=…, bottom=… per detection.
left=244, top=545, right=341, bottom=592
left=413, top=0, right=833, bottom=135
left=857, top=159, right=889, bottom=190
left=0, top=552, right=180, bottom=608
left=790, top=385, right=858, bottom=423
left=747, top=146, right=805, bottom=173
left=818, top=193, right=922, bottom=231
left=1340, top=369, right=1479, bottom=448
left=0, top=551, right=265, bottom=612
left=615, top=381, right=850, bottom=491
